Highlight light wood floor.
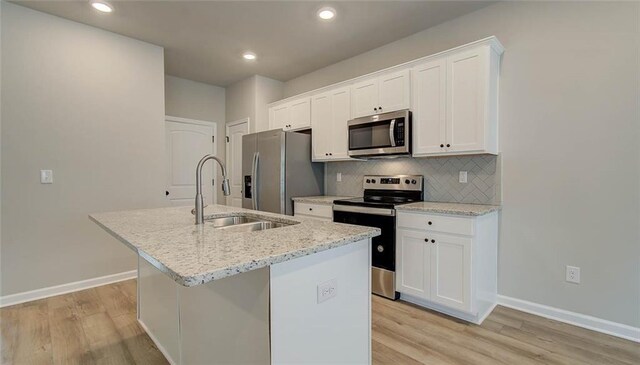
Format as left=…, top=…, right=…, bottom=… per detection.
left=1, top=279, right=638, bottom=365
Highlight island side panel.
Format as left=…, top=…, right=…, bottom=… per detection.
left=270, top=239, right=371, bottom=365
left=138, top=256, right=180, bottom=364
left=178, top=267, right=271, bottom=365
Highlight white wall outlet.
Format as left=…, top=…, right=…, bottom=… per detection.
left=336, top=172, right=342, bottom=182
left=317, top=278, right=337, bottom=303
left=566, top=266, right=581, bottom=284
left=459, top=171, right=468, bottom=183
left=40, top=169, right=53, bottom=184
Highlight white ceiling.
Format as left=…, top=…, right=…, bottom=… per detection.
left=14, top=1, right=494, bottom=86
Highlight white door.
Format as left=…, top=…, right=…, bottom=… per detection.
left=311, top=93, right=332, bottom=161
left=288, top=98, right=311, bottom=130
left=446, top=47, right=487, bottom=153
left=225, top=119, right=249, bottom=207
left=378, top=69, right=410, bottom=113
left=270, top=104, right=289, bottom=130
left=330, top=87, right=351, bottom=160
left=351, top=78, right=379, bottom=118
left=396, top=229, right=430, bottom=300
left=166, top=118, right=216, bottom=206
left=412, top=59, right=447, bottom=155
left=430, top=232, right=472, bottom=312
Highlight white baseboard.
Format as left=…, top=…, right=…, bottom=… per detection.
left=138, top=319, right=177, bottom=365
left=497, top=295, right=640, bottom=343
left=0, top=270, right=137, bottom=308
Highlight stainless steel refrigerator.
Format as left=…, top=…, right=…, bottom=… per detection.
left=242, top=130, right=324, bottom=215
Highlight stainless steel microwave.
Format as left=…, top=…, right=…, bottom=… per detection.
left=347, top=109, right=411, bottom=158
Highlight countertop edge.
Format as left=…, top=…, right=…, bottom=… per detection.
left=395, top=204, right=502, bottom=217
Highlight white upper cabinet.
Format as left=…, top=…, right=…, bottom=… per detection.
left=351, top=70, right=410, bottom=118
left=379, top=70, right=411, bottom=113
left=412, top=43, right=501, bottom=156
left=351, top=78, right=379, bottom=118
left=411, top=58, right=447, bottom=155
left=311, top=87, right=351, bottom=161
left=269, top=97, right=311, bottom=131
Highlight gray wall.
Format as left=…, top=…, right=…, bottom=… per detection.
left=326, top=155, right=499, bottom=205
left=285, top=2, right=640, bottom=327
left=226, top=75, right=283, bottom=133
left=1, top=3, right=166, bottom=295
left=165, top=75, right=226, bottom=202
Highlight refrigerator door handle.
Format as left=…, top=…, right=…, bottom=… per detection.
left=251, top=152, right=259, bottom=210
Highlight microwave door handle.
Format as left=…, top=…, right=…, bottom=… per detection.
left=389, top=119, right=396, bottom=147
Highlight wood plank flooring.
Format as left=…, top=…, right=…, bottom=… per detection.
left=1, top=279, right=638, bottom=364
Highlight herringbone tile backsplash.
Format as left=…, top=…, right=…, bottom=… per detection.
left=326, top=155, right=501, bottom=205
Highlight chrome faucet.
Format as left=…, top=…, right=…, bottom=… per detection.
left=195, top=154, right=231, bottom=224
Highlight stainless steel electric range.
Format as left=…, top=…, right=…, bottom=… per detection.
left=333, top=175, right=424, bottom=300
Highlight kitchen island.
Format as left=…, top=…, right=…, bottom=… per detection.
left=90, top=205, right=380, bottom=365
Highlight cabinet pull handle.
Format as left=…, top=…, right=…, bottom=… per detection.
left=428, top=221, right=432, bottom=225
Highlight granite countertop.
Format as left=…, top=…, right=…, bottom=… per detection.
left=292, top=196, right=354, bottom=205
left=396, top=202, right=502, bottom=216
left=90, top=205, right=380, bottom=287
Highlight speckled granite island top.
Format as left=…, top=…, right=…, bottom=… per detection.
left=90, top=205, right=380, bottom=287
left=292, top=196, right=355, bottom=205
left=396, top=202, right=502, bottom=216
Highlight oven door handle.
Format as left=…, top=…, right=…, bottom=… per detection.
left=389, top=119, right=396, bottom=147
left=333, top=204, right=396, bottom=216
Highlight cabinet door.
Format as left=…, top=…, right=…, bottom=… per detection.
left=311, top=93, right=332, bottom=161
left=411, top=59, right=446, bottom=156
left=270, top=104, right=290, bottom=130
left=396, top=228, right=430, bottom=300
left=330, top=87, right=351, bottom=160
left=446, top=47, right=487, bottom=152
left=351, top=78, right=379, bottom=118
left=289, top=98, right=311, bottom=130
left=379, top=69, right=410, bottom=113
left=429, top=233, right=472, bottom=312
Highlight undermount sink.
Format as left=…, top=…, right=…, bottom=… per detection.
left=204, top=214, right=297, bottom=232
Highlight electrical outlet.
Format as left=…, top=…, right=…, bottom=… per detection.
left=317, top=278, right=337, bottom=303
left=336, top=172, right=342, bottom=182
left=566, top=266, right=580, bottom=284
left=40, top=170, right=53, bottom=184
left=459, top=171, right=468, bottom=183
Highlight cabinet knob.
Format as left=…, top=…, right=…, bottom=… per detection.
left=428, top=221, right=432, bottom=225
left=329, top=153, right=333, bottom=156
left=379, top=106, right=382, bottom=110
left=374, top=107, right=378, bottom=112
left=424, top=238, right=429, bottom=243
left=431, top=239, right=435, bottom=243
left=309, top=208, right=313, bottom=211
left=440, top=144, right=444, bottom=148
left=446, top=144, right=451, bottom=147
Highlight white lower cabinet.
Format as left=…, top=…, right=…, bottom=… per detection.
left=294, top=201, right=333, bottom=221
left=396, top=211, right=498, bottom=324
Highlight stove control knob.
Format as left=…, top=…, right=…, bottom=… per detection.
left=405, top=179, right=410, bottom=184
left=411, top=179, right=417, bottom=184
left=366, top=179, right=371, bottom=183
left=377, top=245, right=384, bottom=253
left=371, top=179, right=376, bottom=183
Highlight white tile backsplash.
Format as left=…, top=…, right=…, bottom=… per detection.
left=326, top=155, right=501, bottom=205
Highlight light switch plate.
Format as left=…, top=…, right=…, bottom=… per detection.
left=336, top=172, right=342, bottom=182
left=40, top=170, right=53, bottom=184
left=459, top=171, right=468, bottom=183
left=317, top=278, right=337, bottom=303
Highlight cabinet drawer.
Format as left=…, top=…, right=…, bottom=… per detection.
left=294, top=202, right=333, bottom=219
left=397, top=212, right=474, bottom=236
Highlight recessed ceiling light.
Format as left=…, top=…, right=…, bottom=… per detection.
left=317, top=7, right=336, bottom=20
left=243, top=52, right=256, bottom=61
left=90, top=1, right=113, bottom=13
